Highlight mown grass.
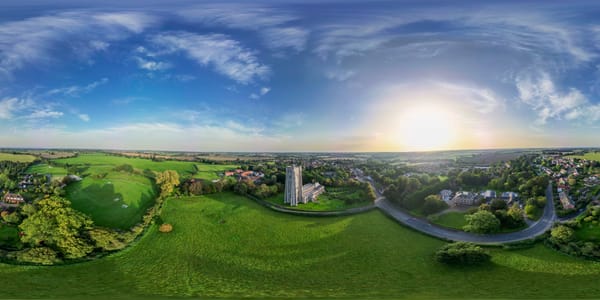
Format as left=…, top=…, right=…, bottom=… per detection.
left=0, top=194, right=600, bottom=299
left=0, top=153, right=37, bottom=163
left=65, top=172, right=157, bottom=229
left=0, top=192, right=600, bottom=299
left=193, top=163, right=239, bottom=180
left=429, top=211, right=468, bottom=229
left=25, top=163, right=68, bottom=179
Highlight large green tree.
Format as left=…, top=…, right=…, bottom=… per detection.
left=155, top=170, right=180, bottom=197
left=19, top=196, right=94, bottom=259
left=463, top=210, right=501, bottom=234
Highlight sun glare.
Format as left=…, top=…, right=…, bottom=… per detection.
left=397, top=105, right=457, bottom=151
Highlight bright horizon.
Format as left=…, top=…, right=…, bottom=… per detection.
left=1, top=1, right=600, bottom=152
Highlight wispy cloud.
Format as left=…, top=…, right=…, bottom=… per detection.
left=133, top=56, right=171, bottom=71
left=250, top=86, right=271, bottom=99
left=0, top=11, right=158, bottom=77
left=0, top=97, right=31, bottom=119
left=516, top=72, right=592, bottom=124
left=177, top=4, right=308, bottom=52
left=78, top=114, right=90, bottom=122
left=150, top=31, right=270, bottom=84
left=47, top=78, right=108, bottom=97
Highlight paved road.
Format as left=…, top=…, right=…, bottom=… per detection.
left=373, top=182, right=557, bottom=244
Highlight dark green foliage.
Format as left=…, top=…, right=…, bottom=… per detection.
left=422, top=194, right=449, bottom=215
left=435, top=242, right=491, bottom=265
left=88, top=228, right=127, bottom=251
left=490, top=199, right=507, bottom=211
left=16, top=247, right=60, bottom=265
left=114, top=164, right=134, bottom=173
left=19, top=196, right=94, bottom=259
left=463, top=210, right=501, bottom=233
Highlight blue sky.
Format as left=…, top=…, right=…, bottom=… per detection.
left=1, top=1, right=600, bottom=151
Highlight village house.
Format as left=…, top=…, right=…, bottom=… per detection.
left=450, top=191, right=478, bottom=206
left=559, top=190, right=575, bottom=210
left=439, top=189, right=453, bottom=202
left=2, top=193, right=24, bottom=207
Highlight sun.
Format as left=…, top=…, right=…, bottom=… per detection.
left=397, top=105, right=457, bottom=151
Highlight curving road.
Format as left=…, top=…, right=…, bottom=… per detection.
left=373, top=181, right=556, bottom=244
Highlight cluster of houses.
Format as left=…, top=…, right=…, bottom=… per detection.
left=538, top=155, right=599, bottom=210
left=439, top=189, right=520, bottom=207
left=1, top=193, right=24, bottom=208
left=223, top=169, right=264, bottom=183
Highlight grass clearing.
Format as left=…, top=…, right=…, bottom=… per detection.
left=26, top=163, right=68, bottom=179
left=0, top=193, right=600, bottom=298
left=65, top=171, right=157, bottom=229
left=429, top=211, right=468, bottom=230
left=569, top=152, right=600, bottom=162
left=0, top=153, right=37, bottom=163
left=575, top=223, right=600, bottom=242
left=193, top=163, right=239, bottom=180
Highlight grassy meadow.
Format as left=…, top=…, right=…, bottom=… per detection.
left=25, top=163, right=68, bottom=179
left=0, top=192, right=599, bottom=298
left=429, top=211, right=468, bottom=230
left=0, top=153, right=37, bottom=163
left=55, top=153, right=199, bottom=176
left=193, top=163, right=239, bottom=180
left=569, top=152, right=600, bottom=162
left=65, top=172, right=157, bottom=229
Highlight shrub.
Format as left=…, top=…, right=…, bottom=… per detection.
left=159, top=223, right=173, bottom=233
left=16, top=247, right=60, bottom=265
left=435, top=242, right=490, bottom=265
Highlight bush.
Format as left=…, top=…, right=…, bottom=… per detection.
left=16, top=247, right=60, bottom=265
left=159, top=223, right=173, bottom=233
left=463, top=210, right=501, bottom=234
left=435, top=242, right=490, bottom=265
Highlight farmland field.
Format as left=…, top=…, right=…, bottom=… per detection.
left=0, top=153, right=37, bottom=163
left=55, top=153, right=198, bottom=176
left=65, top=172, right=157, bottom=229
left=0, top=192, right=599, bottom=298
left=569, top=152, right=600, bottom=162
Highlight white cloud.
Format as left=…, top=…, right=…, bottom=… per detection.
left=150, top=31, right=269, bottom=84
left=325, top=69, right=355, bottom=81
left=47, top=78, right=108, bottom=97
left=516, top=72, right=594, bottom=124
left=177, top=5, right=308, bottom=52
left=250, top=86, right=271, bottom=99
left=134, top=56, right=171, bottom=71
left=0, top=122, right=285, bottom=152
left=78, top=114, right=90, bottom=122
left=436, top=82, right=503, bottom=114
left=27, top=109, right=63, bottom=119
left=0, top=98, right=30, bottom=119
left=262, top=27, right=308, bottom=52
left=0, top=12, right=157, bottom=76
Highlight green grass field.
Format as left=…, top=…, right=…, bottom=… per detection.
left=0, top=153, right=37, bottom=162
left=0, top=192, right=599, bottom=298
left=25, top=163, right=68, bottom=179
left=193, top=163, right=239, bottom=180
left=429, top=211, right=468, bottom=229
left=65, top=172, right=157, bottom=229
left=265, top=186, right=372, bottom=211
left=55, top=153, right=198, bottom=176
left=569, top=152, right=600, bottom=162
left=575, top=223, right=600, bottom=242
